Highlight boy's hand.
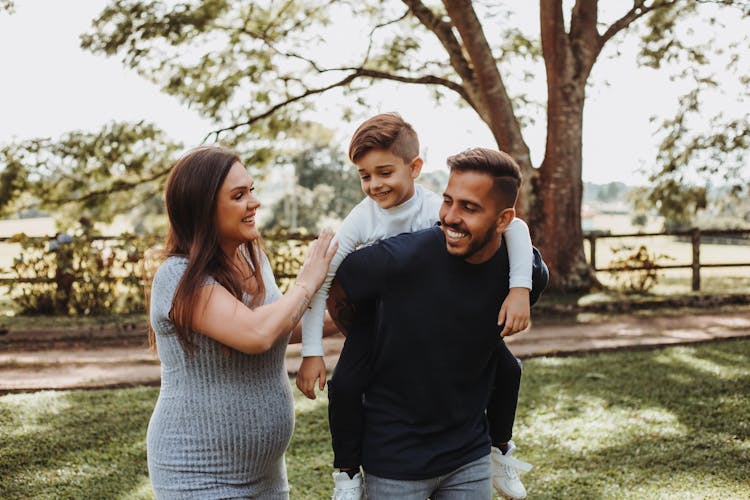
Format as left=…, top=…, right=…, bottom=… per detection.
left=296, top=356, right=327, bottom=399
left=498, top=287, right=530, bottom=337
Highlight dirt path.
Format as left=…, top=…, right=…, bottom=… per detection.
left=2, top=311, right=749, bottom=393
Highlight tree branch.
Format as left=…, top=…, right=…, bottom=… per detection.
left=570, top=0, right=604, bottom=81
left=203, top=67, right=477, bottom=143
left=202, top=72, right=363, bottom=142
left=362, top=9, right=411, bottom=66
left=570, top=0, right=599, bottom=44
left=400, top=0, right=476, bottom=87
left=600, top=0, right=678, bottom=46
left=442, top=0, right=529, bottom=157
left=245, top=9, right=411, bottom=75
left=47, top=165, right=173, bottom=206
left=358, top=68, right=475, bottom=107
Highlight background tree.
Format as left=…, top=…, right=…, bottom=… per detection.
left=264, top=144, right=363, bottom=232
left=0, top=121, right=182, bottom=231
left=6, top=0, right=746, bottom=290
left=632, top=87, right=749, bottom=231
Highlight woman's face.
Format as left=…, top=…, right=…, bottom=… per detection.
left=215, top=161, right=261, bottom=248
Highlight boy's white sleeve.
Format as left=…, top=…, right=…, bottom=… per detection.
left=300, top=207, right=368, bottom=357
left=504, top=217, right=533, bottom=289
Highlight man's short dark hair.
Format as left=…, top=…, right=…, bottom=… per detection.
left=446, top=148, right=522, bottom=210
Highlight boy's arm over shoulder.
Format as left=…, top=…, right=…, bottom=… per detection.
left=530, top=246, right=550, bottom=306
left=503, top=217, right=533, bottom=289
left=300, top=200, right=371, bottom=357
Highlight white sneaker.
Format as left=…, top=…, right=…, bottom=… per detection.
left=491, top=441, right=532, bottom=499
left=332, top=471, right=364, bottom=500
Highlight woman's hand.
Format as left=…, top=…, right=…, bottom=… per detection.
left=295, top=229, right=338, bottom=293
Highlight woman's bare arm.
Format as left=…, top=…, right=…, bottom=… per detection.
left=191, top=230, right=337, bottom=353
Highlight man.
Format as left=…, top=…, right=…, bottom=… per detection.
left=327, top=148, right=549, bottom=499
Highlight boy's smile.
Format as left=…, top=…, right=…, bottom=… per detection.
left=356, top=149, right=423, bottom=209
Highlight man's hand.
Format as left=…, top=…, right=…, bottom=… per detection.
left=498, top=287, right=530, bottom=337
left=296, top=356, right=327, bottom=399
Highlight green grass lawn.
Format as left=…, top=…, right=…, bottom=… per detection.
left=2, top=339, right=749, bottom=499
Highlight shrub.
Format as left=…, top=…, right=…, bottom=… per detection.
left=608, top=244, right=673, bottom=293
left=6, top=223, right=160, bottom=316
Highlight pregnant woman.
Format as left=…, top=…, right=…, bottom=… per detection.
left=146, top=146, right=337, bottom=499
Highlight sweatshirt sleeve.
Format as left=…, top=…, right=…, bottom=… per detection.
left=503, top=217, right=533, bottom=289
left=300, top=205, right=369, bottom=357
left=530, top=246, right=550, bottom=306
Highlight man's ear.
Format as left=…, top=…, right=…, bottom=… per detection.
left=409, top=156, right=424, bottom=179
left=495, top=207, right=516, bottom=235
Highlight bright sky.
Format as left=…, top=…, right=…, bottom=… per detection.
left=0, top=1, right=742, bottom=185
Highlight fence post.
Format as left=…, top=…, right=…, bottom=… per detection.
left=586, top=234, right=597, bottom=270
left=691, top=228, right=701, bottom=291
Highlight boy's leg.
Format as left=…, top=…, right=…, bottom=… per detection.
left=327, top=308, right=376, bottom=471
left=487, top=340, right=530, bottom=500
left=487, top=340, right=521, bottom=446
left=431, top=454, right=492, bottom=500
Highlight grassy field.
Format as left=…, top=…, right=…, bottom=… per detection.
left=1, top=339, right=748, bottom=499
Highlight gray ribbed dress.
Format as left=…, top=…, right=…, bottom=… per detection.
left=147, top=256, right=294, bottom=499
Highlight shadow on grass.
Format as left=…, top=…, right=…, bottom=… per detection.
left=0, top=387, right=158, bottom=499
left=2, top=341, right=748, bottom=499
left=517, top=338, right=750, bottom=498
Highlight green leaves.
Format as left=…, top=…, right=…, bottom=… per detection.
left=4, top=227, right=160, bottom=316
left=0, top=121, right=181, bottom=227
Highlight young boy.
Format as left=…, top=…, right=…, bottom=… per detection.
left=297, top=113, right=534, bottom=500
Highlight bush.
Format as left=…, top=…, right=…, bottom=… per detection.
left=4, top=225, right=317, bottom=315
left=5, top=223, right=160, bottom=316
left=608, top=244, right=673, bottom=293
left=262, top=229, right=316, bottom=292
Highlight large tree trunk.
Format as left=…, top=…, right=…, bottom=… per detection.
left=441, top=0, right=536, bottom=212
left=532, top=0, right=601, bottom=291
left=440, top=0, right=605, bottom=290
left=532, top=82, right=595, bottom=291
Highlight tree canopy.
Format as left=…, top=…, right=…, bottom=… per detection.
left=0, top=121, right=180, bottom=230
left=2, top=0, right=747, bottom=290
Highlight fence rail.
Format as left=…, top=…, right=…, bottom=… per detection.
left=0, top=232, right=316, bottom=286
left=3, top=229, right=749, bottom=291
left=584, top=228, right=750, bottom=291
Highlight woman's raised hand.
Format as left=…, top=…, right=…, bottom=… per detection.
left=295, top=229, right=337, bottom=292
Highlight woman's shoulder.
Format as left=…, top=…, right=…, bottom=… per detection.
left=152, top=256, right=189, bottom=292
left=155, top=255, right=188, bottom=276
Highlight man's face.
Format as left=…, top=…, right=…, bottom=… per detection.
left=439, top=170, right=514, bottom=264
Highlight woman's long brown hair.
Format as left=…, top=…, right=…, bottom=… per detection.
left=148, top=146, right=266, bottom=355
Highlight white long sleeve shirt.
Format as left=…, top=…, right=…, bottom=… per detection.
left=300, top=183, right=533, bottom=357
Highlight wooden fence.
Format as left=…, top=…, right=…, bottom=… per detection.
left=584, top=228, right=750, bottom=291
left=3, top=229, right=749, bottom=291
left=0, top=232, right=316, bottom=287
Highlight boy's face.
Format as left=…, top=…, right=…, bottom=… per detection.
left=356, top=149, right=423, bottom=209
left=439, top=169, right=514, bottom=264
